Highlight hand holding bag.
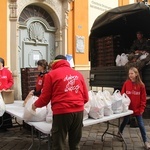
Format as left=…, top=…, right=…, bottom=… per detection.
left=0, top=93, right=6, bottom=116
left=23, top=96, right=47, bottom=122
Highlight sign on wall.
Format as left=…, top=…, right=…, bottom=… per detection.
left=88, top=0, right=118, bottom=34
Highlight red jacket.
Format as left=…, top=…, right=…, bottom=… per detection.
left=0, top=67, right=14, bottom=90
left=34, top=71, right=47, bottom=97
left=121, top=79, right=146, bottom=116
left=34, top=60, right=89, bottom=115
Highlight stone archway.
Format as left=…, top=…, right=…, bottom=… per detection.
left=18, top=5, right=56, bottom=68
left=9, top=0, right=72, bottom=99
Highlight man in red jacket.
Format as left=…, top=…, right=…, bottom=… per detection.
left=32, top=55, right=89, bottom=150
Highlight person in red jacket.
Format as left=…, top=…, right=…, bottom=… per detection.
left=0, top=57, right=14, bottom=132
left=0, top=58, right=13, bottom=91
left=118, top=67, right=150, bottom=149
left=32, top=55, right=89, bottom=150
left=23, top=59, right=48, bottom=106
left=33, top=59, right=48, bottom=97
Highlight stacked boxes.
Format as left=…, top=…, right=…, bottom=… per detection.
left=21, top=68, right=39, bottom=100
left=94, top=35, right=122, bottom=67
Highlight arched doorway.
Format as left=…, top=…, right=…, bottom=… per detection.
left=18, top=5, right=56, bottom=68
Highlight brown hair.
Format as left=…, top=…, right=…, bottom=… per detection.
left=37, top=59, right=48, bottom=70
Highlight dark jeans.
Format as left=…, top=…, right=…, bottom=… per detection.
left=51, top=111, right=83, bottom=150
left=119, top=115, right=147, bottom=142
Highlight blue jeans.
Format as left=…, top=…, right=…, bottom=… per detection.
left=119, top=115, right=147, bottom=142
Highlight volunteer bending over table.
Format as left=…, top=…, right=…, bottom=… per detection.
left=31, top=55, right=89, bottom=150
left=0, top=57, right=14, bottom=132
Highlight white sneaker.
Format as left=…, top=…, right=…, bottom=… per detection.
left=145, top=142, right=150, bottom=149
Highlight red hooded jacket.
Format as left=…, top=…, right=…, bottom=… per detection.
left=34, top=71, right=47, bottom=97
left=34, top=60, right=89, bottom=115
left=0, top=67, right=14, bottom=90
left=121, top=79, right=146, bottom=116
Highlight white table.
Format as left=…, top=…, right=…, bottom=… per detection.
left=5, top=101, right=51, bottom=150
left=5, top=101, right=133, bottom=150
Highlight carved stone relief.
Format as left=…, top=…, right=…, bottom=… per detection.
left=28, top=22, right=47, bottom=44
left=9, top=1, right=17, bottom=20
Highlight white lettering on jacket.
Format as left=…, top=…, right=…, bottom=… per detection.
left=64, top=75, right=80, bottom=93
left=0, top=76, right=7, bottom=79
left=126, top=90, right=140, bottom=95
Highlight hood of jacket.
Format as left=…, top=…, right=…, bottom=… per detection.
left=51, top=59, right=70, bottom=70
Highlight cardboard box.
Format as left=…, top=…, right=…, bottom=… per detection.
left=1, top=90, right=14, bottom=104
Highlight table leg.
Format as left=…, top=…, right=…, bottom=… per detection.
left=47, top=134, right=51, bottom=150
left=38, top=131, right=41, bottom=150
left=101, top=119, right=127, bottom=150
left=28, top=126, right=34, bottom=150
left=101, top=121, right=109, bottom=142
left=0, top=116, right=4, bottom=127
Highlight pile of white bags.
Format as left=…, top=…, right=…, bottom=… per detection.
left=83, top=89, right=131, bottom=120
left=115, top=53, right=128, bottom=66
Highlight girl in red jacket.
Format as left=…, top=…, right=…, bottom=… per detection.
left=119, top=67, right=150, bottom=149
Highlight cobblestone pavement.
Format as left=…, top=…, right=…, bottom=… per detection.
left=0, top=118, right=150, bottom=150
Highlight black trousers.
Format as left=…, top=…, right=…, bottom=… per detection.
left=0, top=112, right=12, bottom=129
left=51, top=111, right=83, bottom=150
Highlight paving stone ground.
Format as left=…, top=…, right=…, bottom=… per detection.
left=0, top=118, right=150, bottom=150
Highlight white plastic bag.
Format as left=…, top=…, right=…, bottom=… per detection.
left=97, top=90, right=113, bottom=116
left=120, top=53, right=128, bottom=66
left=122, top=93, right=131, bottom=112
left=23, top=96, right=47, bottom=122
left=46, top=102, right=53, bottom=123
left=83, top=101, right=91, bottom=120
left=115, top=54, right=121, bottom=66
left=88, top=90, right=104, bottom=119
left=139, top=52, right=149, bottom=60
left=112, top=90, right=123, bottom=114
left=0, top=93, right=6, bottom=116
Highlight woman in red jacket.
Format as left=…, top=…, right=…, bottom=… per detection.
left=0, top=57, right=14, bottom=132
left=118, top=67, right=150, bottom=149
left=33, top=59, right=48, bottom=97
left=23, top=59, right=48, bottom=106
left=0, top=58, right=13, bottom=91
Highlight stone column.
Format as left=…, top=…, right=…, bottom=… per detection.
left=9, top=0, right=21, bottom=99
left=61, top=0, right=73, bottom=55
